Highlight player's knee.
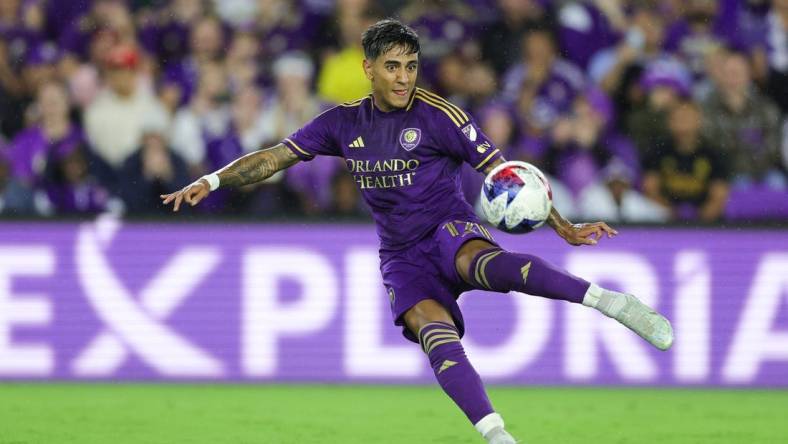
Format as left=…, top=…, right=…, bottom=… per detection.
left=455, top=239, right=497, bottom=284
left=403, top=299, right=454, bottom=338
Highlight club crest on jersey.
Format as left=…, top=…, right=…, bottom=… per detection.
left=462, top=124, right=477, bottom=142
left=399, top=128, right=421, bottom=151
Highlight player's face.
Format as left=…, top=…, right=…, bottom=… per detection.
left=364, top=45, right=418, bottom=111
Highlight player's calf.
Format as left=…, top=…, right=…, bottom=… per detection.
left=464, top=247, right=673, bottom=351
left=415, top=321, right=519, bottom=442
left=465, top=247, right=589, bottom=303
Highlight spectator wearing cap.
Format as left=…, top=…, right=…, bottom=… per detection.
left=625, top=56, right=693, bottom=157
left=84, top=44, right=169, bottom=170
left=701, top=51, right=785, bottom=189
left=577, top=159, right=669, bottom=223
left=119, top=116, right=189, bottom=215
left=642, top=101, right=730, bottom=222
left=5, top=81, right=83, bottom=185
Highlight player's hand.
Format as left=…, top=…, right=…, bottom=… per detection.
left=558, top=222, right=618, bottom=246
left=160, top=179, right=211, bottom=212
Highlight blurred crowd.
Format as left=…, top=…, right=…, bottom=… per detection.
left=0, top=0, right=786, bottom=223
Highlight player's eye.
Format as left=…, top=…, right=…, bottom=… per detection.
left=386, top=65, right=396, bottom=72
left=407, top=64, right=417, bottom=72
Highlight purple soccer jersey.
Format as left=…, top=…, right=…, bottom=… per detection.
left=282, top=88, right=503, bottom=251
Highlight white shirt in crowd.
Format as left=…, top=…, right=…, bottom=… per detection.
left=84, top=83, right=169, bottom=168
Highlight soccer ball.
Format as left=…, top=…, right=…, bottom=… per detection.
left=480, top=161, right=552, bottom=233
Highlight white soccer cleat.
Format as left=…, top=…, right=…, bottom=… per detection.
left=484, top=427, right=518, bottom=444
left=584, top=285, right=674, bottom=351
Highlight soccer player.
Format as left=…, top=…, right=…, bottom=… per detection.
left=161, top=19, right=673, bottom=444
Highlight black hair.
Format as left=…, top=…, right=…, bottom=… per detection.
left=361, top=19, right=419, bottom=60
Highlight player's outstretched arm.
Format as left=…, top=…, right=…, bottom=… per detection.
left=160, top=143, right=300, bottom=211
left=547, top=206, right=618, bottom=246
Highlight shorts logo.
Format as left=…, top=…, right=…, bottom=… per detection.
left=462, top=124, right=477, bottom=142
left=388, top=287, right=396, bottom=305
left=399, top=128, right=421, bottom=151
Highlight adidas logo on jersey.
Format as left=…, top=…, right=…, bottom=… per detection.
left=349, top=136, right=365, bottom=148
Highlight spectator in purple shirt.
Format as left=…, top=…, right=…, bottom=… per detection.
left=170, top=61, right=232, bottom=176
left=556, top=0, right=625, bottom=69
left=40, top=141, right=116, bottom=215
left=401, top=0, right=478, bottom=88
left=260, top=52, right=340, bottom=215
left=663, top=0, right=745, bottom=77
left=138, top=0, right=206, bottom=69
left=588, top=7, right=668, bottom=119
left=503, top=26, right=586, bottom=154
left=162, top=15, right=227, bottom=110
left=0, top=0, right=44, bottom=70
left=58, top=0, right=136, bottom=62
left=6, top=81, right=82, bottom=185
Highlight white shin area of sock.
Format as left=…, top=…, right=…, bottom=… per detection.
left=474, top=412, right=505, bottom=437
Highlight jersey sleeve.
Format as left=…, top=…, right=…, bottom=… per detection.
left=282, top=107, right=342, bottom=161
left=436, top=111, right=503, bottom=172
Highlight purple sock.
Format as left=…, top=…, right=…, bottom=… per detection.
left=468, top=248, right=590, bottom=303
left=419, top=322, right=494, bottom=425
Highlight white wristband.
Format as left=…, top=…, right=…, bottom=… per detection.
left=201, top=173, right=220, bottom=191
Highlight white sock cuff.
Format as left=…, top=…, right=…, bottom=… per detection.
left=474, top=412, right=504, bottom=437
left=582, top=283, right=604, bottom=308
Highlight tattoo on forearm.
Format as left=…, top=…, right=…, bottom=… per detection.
left=216, top=144, right=299, bottom=188
left=547, top=206, right=571, bottom=232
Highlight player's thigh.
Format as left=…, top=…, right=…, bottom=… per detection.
left=403, top=299, right=455, bottom=338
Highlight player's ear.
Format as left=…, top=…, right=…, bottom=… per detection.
left=363, top=59, right=374, bottom=80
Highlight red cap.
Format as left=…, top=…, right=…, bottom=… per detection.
left=104, top=45, right=139, bottom=70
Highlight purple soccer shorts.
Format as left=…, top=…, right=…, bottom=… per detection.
left=380, top=218, right=498, bottom=343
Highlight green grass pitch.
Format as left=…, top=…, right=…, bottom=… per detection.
left=1, top=384, right=786, bottom=443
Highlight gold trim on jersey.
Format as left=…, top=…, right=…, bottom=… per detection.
left=405, top=89, right=417, bottom=111
left=284, top=138, right=313, bottom=158
left=416, top=88, right=469, bottom=122
left=339, top=96, right=367, bottom=107
left=413, top=90, right=468, bottom=127
left=474, top=149, right=500, bottom=171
